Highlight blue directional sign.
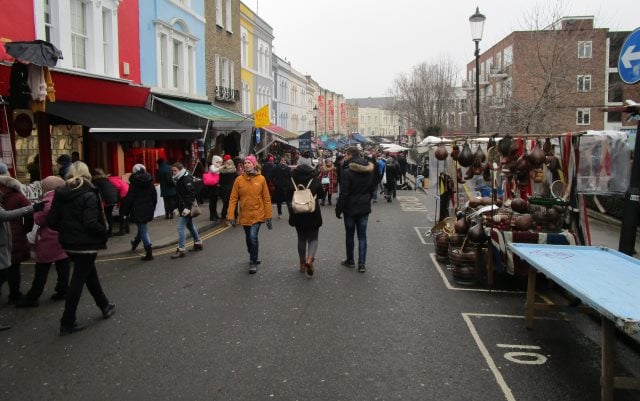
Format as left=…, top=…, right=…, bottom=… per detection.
left=618, top=28, right=640, bottom=84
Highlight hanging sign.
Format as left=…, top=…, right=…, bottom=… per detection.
left=254, top=105, right=270, bottom=128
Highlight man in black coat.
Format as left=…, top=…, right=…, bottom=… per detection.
left=335, top=147, right=376, bottom=273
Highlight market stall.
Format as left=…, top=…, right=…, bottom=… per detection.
left=428, top=130, right=631, bottom=287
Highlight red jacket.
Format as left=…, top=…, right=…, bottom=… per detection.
left=0, top=176, right=33, bottom=263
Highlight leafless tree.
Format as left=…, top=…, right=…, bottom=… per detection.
left=390, top=58, right=459, bottom=136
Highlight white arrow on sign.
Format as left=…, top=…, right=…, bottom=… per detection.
left=621, top=44, right=640, bottom=69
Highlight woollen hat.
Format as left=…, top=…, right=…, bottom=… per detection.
left=244, top=155, right=258, bottom=167
left=223, top=154, right=232, bottom=161
left=268, top=155, right=274, bottom=162
left=212, top=155, right=223, bottom=164
left=132, top=163, right=146, bottom=174
left=56, top=154, right=71, bottom=164
left=41, top=175, right=65, bottom=193
left=0, top=162, right=8, bottom=175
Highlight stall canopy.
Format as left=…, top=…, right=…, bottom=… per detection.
left=153, top=96, right=253, bottom=130
left=351, top=132, right=371, bottom=143
left=46, top=101, right=202, bottom=141
left=262, top=124, right=298, bottom=140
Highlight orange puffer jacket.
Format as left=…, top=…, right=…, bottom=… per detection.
left=227, top=172, right=272, bottom=226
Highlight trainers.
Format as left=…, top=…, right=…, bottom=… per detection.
left=358, top=264, right=366, bottom=273
left=249, top=263, right=257, bottom=274
left=59, top=321, right=86, bottom=336
left=102, top=303, right=116, bottom=319
left=341, top=259, right=355, bottom=268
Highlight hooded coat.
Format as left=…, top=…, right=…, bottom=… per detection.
left=0, top=205, right=36, bottom=269
left=47, top=179, right=108, bottom=252
left=227, top=171, right=272, bottom=226
left=0, top=175, right=33, bottom=263
left=33, top=190, right=67, bottom=263
left=288, top=164, right=324, bottom=229
left=335, top=156, right=376, bottom=217
left=120, top=171, right=157, bottom=223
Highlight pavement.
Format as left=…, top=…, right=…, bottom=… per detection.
left=100, top=212, right=223, bottom=258
left=99, top=174, right=639, bottom=259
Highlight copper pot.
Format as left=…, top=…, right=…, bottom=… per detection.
left=454, top=216, right=469, bottom=234
left=435, top=143, right=448, bottom=161
left=458, top=142, right=474, bottom=167
left=510, top=198, right=529, bottom=214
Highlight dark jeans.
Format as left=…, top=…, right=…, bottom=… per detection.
left=0, top=263, right=22, bottom=300
left=220, top=186, right=232, bottom=219
left=243, top=223, right=261, bottom=263
left=344, top=214, right=369, bottom=266
left=105, top=205, right=115, bottom=235
left=163, top=195, right=177, bottom=218
left=61, top=253, right=110, bottom=327
left=208, top=186, right=220, bottom=220
left=26, top=258, right=70, bottom=300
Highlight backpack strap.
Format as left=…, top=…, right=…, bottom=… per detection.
left=306, top=178, right=314, bottom=189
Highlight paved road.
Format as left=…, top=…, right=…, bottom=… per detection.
left=1, top=188, right=639, bottom=400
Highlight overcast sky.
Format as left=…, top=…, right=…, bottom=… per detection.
left=243, top=0, right=639, bottom=99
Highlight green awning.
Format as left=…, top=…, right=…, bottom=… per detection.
left=153, top=96, right=253, bottom=130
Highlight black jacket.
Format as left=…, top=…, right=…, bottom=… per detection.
left=288, top=164, right=325, bottom=229
left=175, top=172, right=196, bottom=210
left=335, top=157, right=376, bottom=217
left=120, top=171, right=157, bottom=223
left=92, top=176, right=119, bottom=205
left=47, top=179, right=108, bottom=251
left=273, top=163, right=293, bottom=203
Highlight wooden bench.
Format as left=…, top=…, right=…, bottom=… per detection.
left=507, top=243, right=640, bottom=401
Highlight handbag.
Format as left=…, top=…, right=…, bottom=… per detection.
left=321, top=176, right=330, bottom=185
left=202, top=171, right=219, bottom=186
left=190, top=200, right=201, bottom=217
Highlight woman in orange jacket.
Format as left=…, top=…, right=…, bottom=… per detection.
left=227, top=155, right=272, bottom=274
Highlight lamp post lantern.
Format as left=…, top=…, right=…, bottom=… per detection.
left=313, top=105, right=318, bottom=141
left=469, top=6, right=485, bottom=135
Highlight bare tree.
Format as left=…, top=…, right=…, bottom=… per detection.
left=390, top=58, right=459, bottom=136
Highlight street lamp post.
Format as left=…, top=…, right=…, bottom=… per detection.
left=469, top=6, right=486, bottom=135
left=397, top=117, right=402, bottom=144
left=313, top=105, right=318, bottom=141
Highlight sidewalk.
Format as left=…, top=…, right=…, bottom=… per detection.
left=101, top=212, right=222, bottom=258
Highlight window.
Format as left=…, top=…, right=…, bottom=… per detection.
left=495, top=52, right=502, bottom=70
left=577, top=75, right=591, bottom=92
left=241, top=29, right=248, bottom=67
left=155, top=20, right=197, bottom=95
left=36, top=0, right=120, bottom=77
left=503, top=45, right=513, bottom=67
left=577, top=108, right=591, bottom=125
left=70, top=0, right=87, bottom=69
left=102, top=8, right=113, bottom=75
left=578, top=41, right=592, bottom=58
left=225, top=0, right=232, bottom=32
left=44, top=0, right=52, bottom=42
left=215, top=0, right=223, bottom=27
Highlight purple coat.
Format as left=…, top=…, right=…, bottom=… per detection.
left=33, top=190, right=67, bottom=263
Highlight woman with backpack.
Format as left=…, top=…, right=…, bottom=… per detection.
left=288, top=163, right=324, bottom=276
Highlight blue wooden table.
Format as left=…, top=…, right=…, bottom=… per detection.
left=507, top=243, right=640, bottom=401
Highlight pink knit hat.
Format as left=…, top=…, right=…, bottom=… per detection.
left=244, top=155, right=258, bottom=167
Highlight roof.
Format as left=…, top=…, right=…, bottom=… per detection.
left=261, top=124, right=298, bottom=140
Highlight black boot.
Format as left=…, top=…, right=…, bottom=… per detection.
left=123, top=217, right=130, bottom=234
left=141, top=245, right=153, bottom=261
left=131, top=238, right=141, bottom=252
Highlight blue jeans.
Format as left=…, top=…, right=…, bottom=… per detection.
left=344, top=214, right=369, bottom=266
left=243, top=223, right=261, bottom=263
left=177, top=216, right=201, bottom=250
left=133, top=223, right=151, bottom=247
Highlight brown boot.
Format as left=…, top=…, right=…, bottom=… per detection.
left=299, top=260, right=307, bottom=273
left=170, top=249, right=185, bottom=259
left=305, top=257, right=315, bottom=276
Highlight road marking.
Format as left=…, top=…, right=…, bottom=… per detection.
left=429, top=253, right=523, bottom=294
left=496, top=344, right=541, bottom=350
left=97, top=225, right=230, bottom=263
left=396, top=196, right=428, bottom=212
left=462, top=313, right=561, bottom=401
left=414, top=226, right=430, bottom=245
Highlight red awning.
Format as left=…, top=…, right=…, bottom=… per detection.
left=262, top=124, right=298, bottom=140
left=405, top=128, right=417, bottom=136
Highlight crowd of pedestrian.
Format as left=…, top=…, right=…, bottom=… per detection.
left=0, top=145, right=407, bottom=335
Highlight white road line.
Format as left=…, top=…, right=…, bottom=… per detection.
left=462, top=312, right=517, bottom=401
left=414, top=226, right=428, bottom=245
left=496, top=344, right=542, bottom=350
left=429, top=253, right=524, bottom=294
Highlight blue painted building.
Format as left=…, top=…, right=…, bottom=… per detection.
left=139, top=0, right=207, bottom=100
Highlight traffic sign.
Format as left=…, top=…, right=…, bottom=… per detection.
left=618, top=28, right=640, bottom=84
